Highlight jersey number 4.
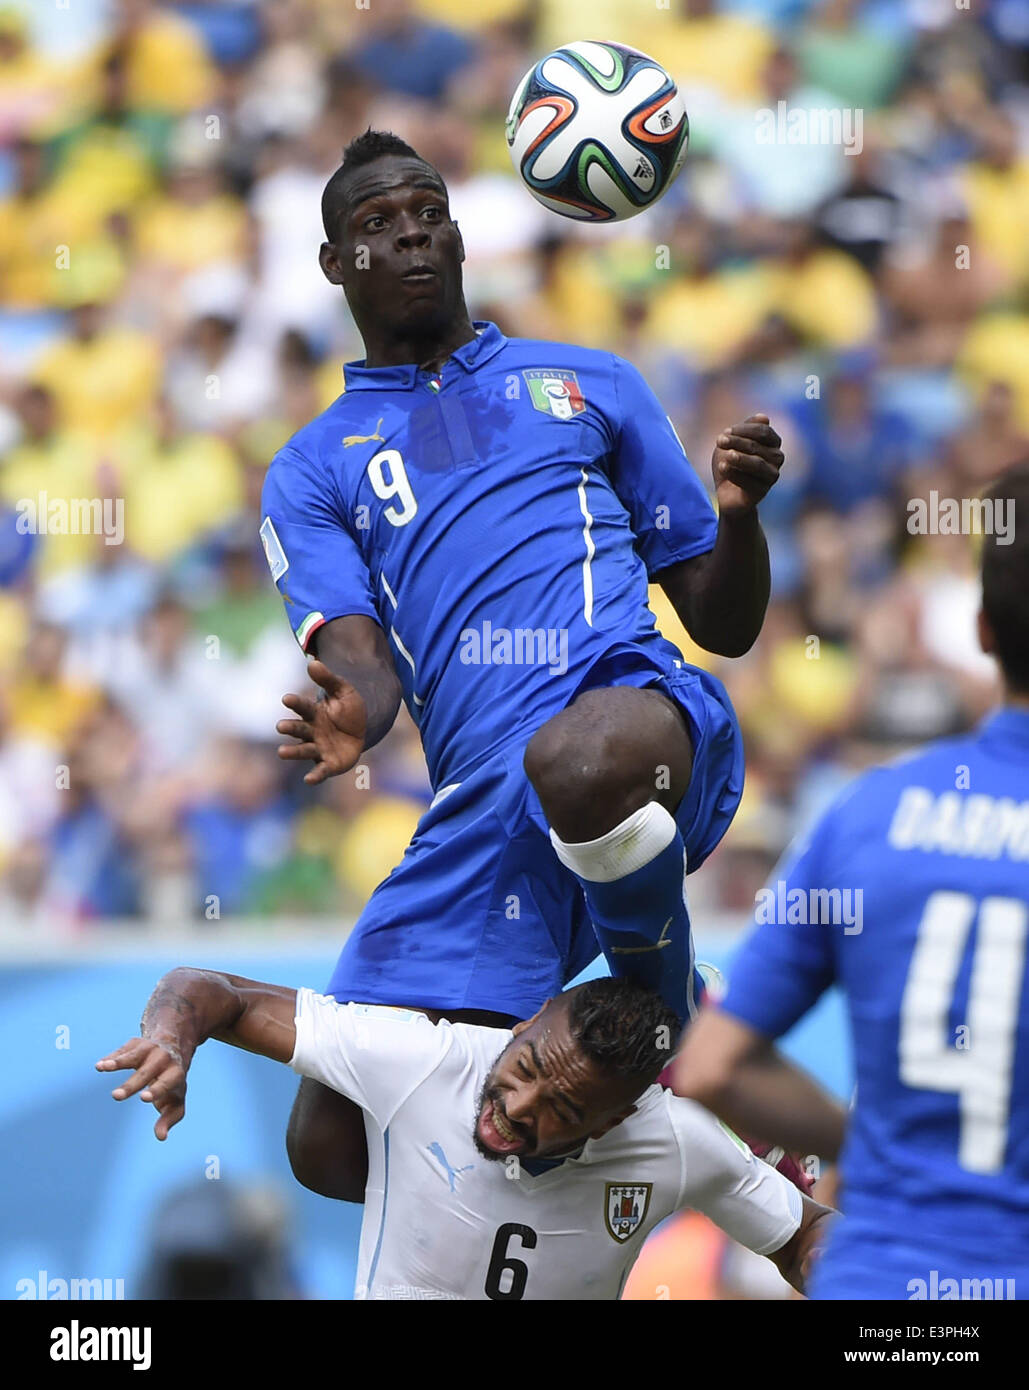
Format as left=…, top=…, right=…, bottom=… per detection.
left=899, top=891, right=1028, bottom=1175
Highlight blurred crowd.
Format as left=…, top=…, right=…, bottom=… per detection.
left=0, top=0, right=1026, bottom=932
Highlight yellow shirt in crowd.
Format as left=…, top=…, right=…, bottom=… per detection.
left=957, top=312, right=1029, bottom=431
left=962, top=155, right=1029, bottom=289
left=6, top=674, right=99, bottom=748
left=0, top=430, right=104, bottom=577
left=103, top=10, right=216, bottom=116
left=115, top=425, right=243, bottom=563
left=133, top=192, right=248, bottom=274
left=0, top=184, right=103, bottom=308
left=645, top=262, right=772, bottom=368
left=31, top=328, right=161, bottom=439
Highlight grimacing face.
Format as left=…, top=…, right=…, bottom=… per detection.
left=319, top=154, right=466, bottom=342
left=473, top=1001, right=641, bottom=1163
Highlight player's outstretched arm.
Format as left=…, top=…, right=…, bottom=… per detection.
left=277, top=615, right=402, bottom=784
left=97, top=969, right=298, bottom=1140
left=658, top=415, right=783, bottom=656
left=674, top=1007, right=847, bottom=1161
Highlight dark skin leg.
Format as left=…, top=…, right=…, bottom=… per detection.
left=523, top=685, right=694, bottom=842
left=287, top=1006, right=517, bottom=1203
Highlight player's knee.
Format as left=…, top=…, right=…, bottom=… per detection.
left=524, top=715, right=640, bottom=838
left=286, top=1079, right=367, bottom=1204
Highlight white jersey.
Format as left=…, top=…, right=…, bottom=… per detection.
left=290, top=991, right=803, bottom=1300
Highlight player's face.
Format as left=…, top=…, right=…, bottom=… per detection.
left=320, top=155, right=465, bottom=341
left=473, top=1008, right=639, bottom=1162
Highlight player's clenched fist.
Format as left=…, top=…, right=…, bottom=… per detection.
left=276, top=658, right=368, bottom=785
left=711, top=414, right=784, bottom=515
left=96, top=1038, right=189, bottom=1141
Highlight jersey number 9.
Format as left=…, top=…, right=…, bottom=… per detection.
left=367, top=449, right=418, bottom=527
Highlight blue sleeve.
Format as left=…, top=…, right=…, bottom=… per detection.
left=608, top=355, right=718, bottom=576
left=720, top=810, right=841, bottom=1039
left=260, top=444, right=379, bottom=652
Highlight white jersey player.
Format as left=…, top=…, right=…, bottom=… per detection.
left=98, top=971, right=832, bottom=1300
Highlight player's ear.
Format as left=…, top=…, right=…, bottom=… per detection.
left=454, top=221, right=465, bottom=264
left=512, top=999, right=551, bottom=1035
left=319, top=241, right=345, bottom=286
left=977, top=607, right=995, bottom=658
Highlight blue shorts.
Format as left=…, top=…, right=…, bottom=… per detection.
left=324, top=661, right=744, bottom=1018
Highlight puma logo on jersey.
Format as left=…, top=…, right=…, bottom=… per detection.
left=427, top=1142, right=474, bottom=1192
left=609, top=918, right=674, bottom=954
left=343, top=418, right=385, bottom=447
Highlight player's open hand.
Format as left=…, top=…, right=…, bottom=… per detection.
left=711, top=415, right=784, bottom=515
left=96, top=1038, right=188, bottom=1141
left=276, top=658, right=368, bottom=785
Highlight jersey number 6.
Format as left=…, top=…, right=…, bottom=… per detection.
left=484, top=1222, right=537, bottom=1301
left=367, top=449, right=418, bottom=527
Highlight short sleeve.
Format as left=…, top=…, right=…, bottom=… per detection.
left=289, top=991, right=449, bottom=1127
left=608, top=355, right=717, bottom=576
left=720, top=804, right=846, bottom=1039
left=673, top=1097, right=803, bottom=1256
left=260, top=444, right=379, bottom=652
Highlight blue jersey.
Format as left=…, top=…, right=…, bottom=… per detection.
left=721, top=709, right=1029, bottom=1290
left=260, top=322, right=717, bottom=792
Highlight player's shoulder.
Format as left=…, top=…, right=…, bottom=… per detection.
left=829, top=733, right=985, bottom=815
left=499, top=334, right=623, bottom=378
left=660, top=1086, right=729, bottom=1141
left=301, top=996, right=441, bottom=1041
left=497, top=337, right=652, bottom=422
left=622, top=1087, right=760, bottom=1182
left=659, top=1089, right=770, bottom=1175
left=265, top=390, right=370, bottom=474
left=447, top=1020, right=515, bottom=1069
left=612, top=1082, right=684, bottom=1147
left=580, top=1083, right=683, bottom=1175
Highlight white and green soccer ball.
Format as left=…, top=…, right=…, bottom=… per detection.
left=506, top=39, right=689, bottom=223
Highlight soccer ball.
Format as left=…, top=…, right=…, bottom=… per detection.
left=505, top=40, right=688, bottom=223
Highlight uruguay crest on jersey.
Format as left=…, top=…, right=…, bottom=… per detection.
left=523, top=368, right=586, bottom=419
left=604, top=1182, right=652, bottom=1242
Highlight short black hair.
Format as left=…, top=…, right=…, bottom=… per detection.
left=321, top=129, right=437, bottom=240
left=982, top=461, right=1029, bottom=693
left=563, top=977, right=680, bottom=1090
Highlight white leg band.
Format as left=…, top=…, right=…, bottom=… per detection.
left=549, top=801, right=679, bottom=883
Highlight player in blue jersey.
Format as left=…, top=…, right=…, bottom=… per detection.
left=673, top=464, right=1029, bottom=1299
left=262, top=131, right=785, bottom=1201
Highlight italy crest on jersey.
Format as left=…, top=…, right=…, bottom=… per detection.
left=604, top=1183, right=652, bottom=1243
left=523, top=369, right=586, bottom=419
